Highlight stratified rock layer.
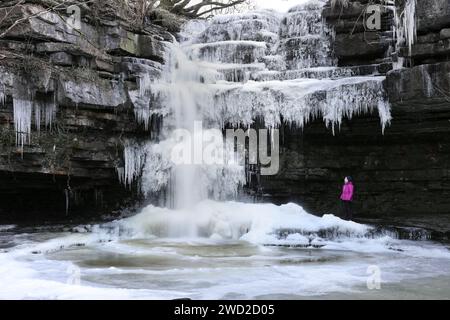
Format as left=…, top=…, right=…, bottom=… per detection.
left=0, top=3, right=171, bottom=219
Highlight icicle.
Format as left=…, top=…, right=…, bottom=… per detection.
left=421, top=65, right=434, bottom=98
left=388, top=0, right=417, bottom=60
left=116, top=167, right=125, bottom=185
left=34, top=101, right=41, bottom=133
left=139, top=73, right=152, bottom=98
left=131, top=73, right=156, bottom=130
left=13, top=98, right=33, bottom=149
left=121, top=143, right=146, bottom=188
left=32, top=96, right=57, bottom=133
left=377, top=100, right=392, bottom=134
left=402, top=0, right=417, bottom=57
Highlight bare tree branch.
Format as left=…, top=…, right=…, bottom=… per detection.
left=159, top=0, right=250, bottom=18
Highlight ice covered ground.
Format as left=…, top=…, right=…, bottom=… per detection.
left=1, top=201, right=450, bottom=300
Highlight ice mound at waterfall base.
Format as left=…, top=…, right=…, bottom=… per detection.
left=117, top=200, right=371, bottom=246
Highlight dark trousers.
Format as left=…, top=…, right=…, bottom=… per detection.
left=341, top=200, right=353, bottom=221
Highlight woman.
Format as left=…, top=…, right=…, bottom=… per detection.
left=340, top=176, right=354, bottom=221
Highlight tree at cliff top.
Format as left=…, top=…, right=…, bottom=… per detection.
left=0, top=0, right=255, bottom=37
left=158, top=0, right=255, bottom=18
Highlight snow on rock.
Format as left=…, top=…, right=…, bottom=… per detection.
left=117, top=200, right=372, bottom=243
left=185, top=41, right=268, bottom=64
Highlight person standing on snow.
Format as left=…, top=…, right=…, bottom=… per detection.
left=340, top=176, right=354, bottom=221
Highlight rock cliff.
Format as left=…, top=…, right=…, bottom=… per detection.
left=260, top=0, right=450, bottom=217
left=0, top=1, right=171, bottom=220
left=0, top=0, right=449, bottom=221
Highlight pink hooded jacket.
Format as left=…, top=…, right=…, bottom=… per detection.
left=340, top=182, right=354, bottom=201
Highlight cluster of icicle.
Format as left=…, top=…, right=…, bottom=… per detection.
left=120, top=38, right=248, bottom=202
left=384, top=0, right=417, bottom=66
left=130, top=0, right=392, bottom=133
left=5, top=91, right=56, bottom=150
left=118, top=137, right=247, bottom=203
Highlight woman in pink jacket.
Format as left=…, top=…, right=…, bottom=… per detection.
left=340, top=176, right=354, bottom=220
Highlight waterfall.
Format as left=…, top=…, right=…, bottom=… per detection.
left=122, top=0, right=392, bottom=209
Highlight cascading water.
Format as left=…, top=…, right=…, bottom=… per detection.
left=123, top=30, right=247, bottom=210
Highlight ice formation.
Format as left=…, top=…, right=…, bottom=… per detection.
left=138, top=132, right=247, bottom=207
left=386, top=0, right=417, bottom=62
left=13, top=98, right=33, bottom=149
left=401, top=0, right=417, bottom=56
left=11, top=95, right=57, bottom=148
left=33, top=97, right=57, bottom=133
left=120, top=143, right=147, bottom=188
left=43, top=98, right=57, bottom=128
left=279, top=1, right=337, bottom=69
left=124, top=0, right=393, bottom=206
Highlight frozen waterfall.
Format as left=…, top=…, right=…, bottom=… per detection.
left=122, top=0, right=393, bottom=207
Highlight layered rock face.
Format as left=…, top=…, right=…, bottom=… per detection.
left=0, top=3, right=171, bottom=220
left=259, top=0, right=450, bottom=217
